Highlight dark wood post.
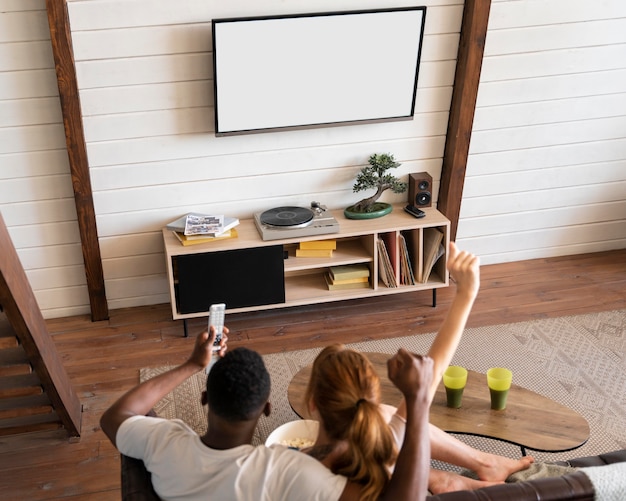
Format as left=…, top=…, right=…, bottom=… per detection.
left=438, top=0, right=492, bottom=240
left=45, top=0, right=109, bottom=321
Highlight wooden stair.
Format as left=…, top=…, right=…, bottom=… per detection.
left=0, top=213, right=81, bottom=438
left=0, top=315, right=64, bottom=436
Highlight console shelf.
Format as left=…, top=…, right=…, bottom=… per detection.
left=162, top=204, right=450, bottom=324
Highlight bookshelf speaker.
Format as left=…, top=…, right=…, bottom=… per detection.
left=408, top=172, right=432, bottom=208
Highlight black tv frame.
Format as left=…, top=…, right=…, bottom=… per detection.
left=212, top=6, right=427, bottom=136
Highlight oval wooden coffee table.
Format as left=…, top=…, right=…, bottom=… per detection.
left=287, top=352, right=590, bottom=455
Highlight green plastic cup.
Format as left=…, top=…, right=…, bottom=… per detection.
left=487, top=367, right=513, bottom=410
left=442, top=366, right=468, bottom=408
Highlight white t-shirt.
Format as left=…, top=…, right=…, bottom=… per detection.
left=117, top=415, right=347, bottom=501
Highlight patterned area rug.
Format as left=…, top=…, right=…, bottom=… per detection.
left=140, top=309, right=626, bottom=465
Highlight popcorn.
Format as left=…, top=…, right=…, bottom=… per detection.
left=279, top=437, right=315, bottom=450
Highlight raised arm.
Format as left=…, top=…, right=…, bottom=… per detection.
left=383, top=350, right=433, bottom=500
left=425, top=242, right=480, bottom=400
left=100, top=327, right=228, bottom=447
left=393, top=242, right=480, bottom=419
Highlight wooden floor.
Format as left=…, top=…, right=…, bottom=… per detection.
left=0, top=249, right=624, bottom=500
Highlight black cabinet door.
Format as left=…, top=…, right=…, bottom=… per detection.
left=175, top=245, right=285, bottom=314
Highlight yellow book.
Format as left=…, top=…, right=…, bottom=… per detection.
left=324, top=273, right=370, bottom=291
left=173, top=229, right=238, bottom=246
left=329, top=264, right=370, bottom=281
left=299, top=240, right=337, bottom=250
left=328, top=275, right=370, bottom=285
left=295, top=248, right=334, bottom=258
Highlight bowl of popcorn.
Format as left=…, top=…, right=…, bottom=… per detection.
left=265, top=419, right=319, bottom=450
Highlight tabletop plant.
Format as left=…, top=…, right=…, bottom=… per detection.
left=344, top=153, right=407, bottom=219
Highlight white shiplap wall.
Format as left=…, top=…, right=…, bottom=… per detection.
left=67, top=0, right=462, bottom=313
left=458, top=0, right=626, bottom=263
left=0, top=0, right=624, bottom=319
left=0, top=0, right=91, bottom=318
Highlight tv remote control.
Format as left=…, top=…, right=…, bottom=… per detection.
left=404, top=205, right=426, bottom=219
left=208, top=303, right=226, bottom=351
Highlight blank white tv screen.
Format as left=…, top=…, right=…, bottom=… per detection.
left=212, top=7, right=427, bottom=136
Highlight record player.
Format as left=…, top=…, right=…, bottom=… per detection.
left=254, top=202, right=340, bottom=241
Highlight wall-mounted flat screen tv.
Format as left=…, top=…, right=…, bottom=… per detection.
left=212, top=7, right=427, bottom=136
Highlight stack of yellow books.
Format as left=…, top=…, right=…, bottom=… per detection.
left=295, top=239, right=336, bottom=257
left=325, top=264, right=370, bottom=290
left=173, top=228, right=238, bottom=246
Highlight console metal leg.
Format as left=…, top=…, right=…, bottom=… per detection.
left=432, top=289, right=437, bottom=307
left=183, top=319, right=188, bottom=338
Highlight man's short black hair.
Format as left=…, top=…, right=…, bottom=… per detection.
left=206, top=347, right=271, bottom=421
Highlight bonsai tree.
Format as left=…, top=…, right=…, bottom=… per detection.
left=349, top=153, right=407, bottom=213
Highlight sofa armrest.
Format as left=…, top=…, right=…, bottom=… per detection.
left=121, top=455, right=161, bottom=501
left=557, top=448, right=626, bottom=468
left=426, top=471, right=594, bottom=501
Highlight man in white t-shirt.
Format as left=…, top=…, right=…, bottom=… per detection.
left=101, top=326, right=433, bottom=501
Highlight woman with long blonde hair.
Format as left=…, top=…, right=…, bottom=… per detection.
left=305, top=345, right=397, bottom=501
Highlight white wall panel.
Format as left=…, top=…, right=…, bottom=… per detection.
left=0, top=41, right=53, bottom=72
left=26, top=265, right=88, bottom=291
left=1, top=150, right=70, bottom=178
left=0, top=10, right=49, bottom=43
left=477, top=68, right=626, bottom=107
left=481, top=44, right=626, bottom=82
left=0, top=199, right=77, bottom=225
left=34, top=285, right=90, bottom=311
left=0, top=97, right=62, bottom=127
left=469, top=116, right=626, bottom=154
left=76, top=53, right=212, bottom=89
left=467, top=138, right=626, bottom=176
left=0, top=0, right=91, bottom=318
left=460, top=181, right=626, bottom=218
left=0, top=69, right=58, bottom=100
left=2, top=0, right=625, bottom=318
left=67, top=1, right=463, bottom=32
left=85, top=113, right=449, bottom=168
left=485, top=18, right=626, bottom=56
left=457, top=0, right=626, bottom=263
left=488, top=0, right=626, bottom=29
left=1, top=176, right=74, bottom=204
left=461, top=220, right=626, bottom=264
left=0, top=124, right=66, bottom=154
left=463, top=162, right=625, bottom=198
left=458, top=201, right=626, bottom=238
left=2, top=0, right=43, bottom=11
left=16, top=244, right=84, bottom=269
left=7, top=221, right=80, bottom=248
left=473, top=94, right=626, bottom=131
left=89, top=142, right=444, bottom=192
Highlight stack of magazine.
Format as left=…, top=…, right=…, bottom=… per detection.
left=166, top=213, right=239, bottom=246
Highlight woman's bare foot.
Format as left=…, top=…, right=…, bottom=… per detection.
left=429, top=469, right=500, bottom=494
left=474, top=454, right=535, bottom=482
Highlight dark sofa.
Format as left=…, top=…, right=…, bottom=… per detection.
left=427, top=449, right=626, bottom=501
left=121, top=448, right=626, bottom=501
